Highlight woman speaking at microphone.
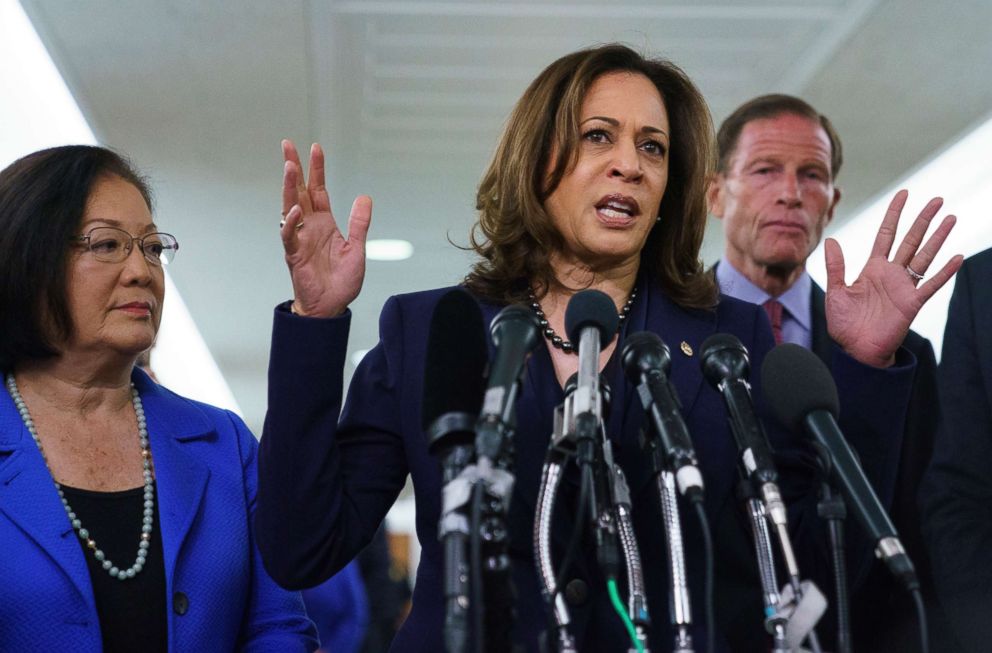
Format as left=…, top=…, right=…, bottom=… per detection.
left=256, top=44, right=957, bottom=652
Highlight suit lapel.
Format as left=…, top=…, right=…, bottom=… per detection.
left=809, top=284, right=832, bottom=364
left=133, top=372, right=213, bottom=585
left=0, top=386, right=94, bottom=618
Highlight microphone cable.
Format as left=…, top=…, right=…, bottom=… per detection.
left=912, top=587, right=930, bottom=653
left=692, top=500, right=715, bottom=653
left=608, top=577, right=645, bottom=653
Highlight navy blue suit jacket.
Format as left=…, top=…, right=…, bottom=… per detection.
left=0, top=368, right=317, bottom=652
left=258, top=279, right=912, bottom=652
left=922, top=248, right=992, bottom=653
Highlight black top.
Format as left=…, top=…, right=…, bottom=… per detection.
left=62, top=484, right=167, bottom=653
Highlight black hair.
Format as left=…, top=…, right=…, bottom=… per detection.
left=0, top=145, right=152, bottom=370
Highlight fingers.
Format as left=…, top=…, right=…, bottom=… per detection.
left=308, top=143, right=332, bottom=214
left=906, top=213, right=956, bottom=279
left=282, top=139, right=311, bottom=215
left=823, top=238, right=846, bottom=292
left=892, top=196, right=944, bottom=266
left=347, top=195, right=373, bottom=244
left=918, top=254, right=964, bottom=303
left=870, top=189, right=909, bottom=259
left=282, top=160, right=299, bottom=217
left=282, top=139, right=313, bottom=215
left=280, top=204, right=303, bottom=254
left=282, top=139, right=302, bottom=167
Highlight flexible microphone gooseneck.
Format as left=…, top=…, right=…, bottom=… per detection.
left=564, top=289, right=619, bottom=557
left=622, top=330, right=704, bottom=653
left=563, top=291, right=650, bottom=651
left=760, top=343, right=920, bottom=594
left=422, top=289, right=488, bottom=653
left=701, top=334, right=824, bottom=653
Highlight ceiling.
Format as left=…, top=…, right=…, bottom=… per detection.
left=19, top=0, right=992, bottom=433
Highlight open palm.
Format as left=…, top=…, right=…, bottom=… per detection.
left=279, top=139, right=371, bottom=318
left=825, top=190, right=962, bottom=367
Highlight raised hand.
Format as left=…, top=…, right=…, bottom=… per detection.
left=280, top=139, right=371, bottom=318
left=824, top=190, right=962, bottom=367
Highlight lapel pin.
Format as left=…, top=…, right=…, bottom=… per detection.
left=680, top=341, right=693, bottom=357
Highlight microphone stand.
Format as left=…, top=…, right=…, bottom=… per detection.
left=604, top=436, right=652, bottom=650
left=736, top=478, right=791, bottom=653
left=430, top=412, right=479, bottom=653
left=470, top=436, right=516, bottom=653
left=702, top=339, right=825, bottom=653
left=659, top=470, right=694, bottom=653
left=574, top=326, right=650, bottom=651
left=812, top=443, right=851, bottom=653
left=535, top=404, right=579, bottom=653
left=640, top=424, right=694, bottom=652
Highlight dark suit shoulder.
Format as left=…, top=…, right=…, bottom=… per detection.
left=388, top=285, right=465, bottom=311
left=964, top=246, right=992, bottom=274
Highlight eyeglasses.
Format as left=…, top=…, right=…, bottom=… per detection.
left=74, top=227, right=179, bottom=266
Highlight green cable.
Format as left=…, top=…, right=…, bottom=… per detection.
left=607, top=578, right=645, bottom=653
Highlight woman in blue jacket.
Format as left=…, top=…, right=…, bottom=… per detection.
left=257, top=44, right=958, bottom=651
left=0, top=145, right=318, bottom=652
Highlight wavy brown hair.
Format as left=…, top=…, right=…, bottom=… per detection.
left=465, top=44, right=717, bottom=309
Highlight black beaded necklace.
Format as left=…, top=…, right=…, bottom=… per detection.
left=528, top=288, right=637, bottom=354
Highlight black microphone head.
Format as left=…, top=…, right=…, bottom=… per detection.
left=490, top=303, right=542, bottom=351
left=421, top=289, right=488, bottom=440
left=621, top=331, right=672, bottom=383
left=564, top=289, right=619, bottom=347
left=761, top=343, right=840, bottom=431
left=699, top=332, right=750, bottom=388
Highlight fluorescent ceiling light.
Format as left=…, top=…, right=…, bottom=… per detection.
left=809, top=112, right=992, bottom=359
left=1, top=0, right=240, bottom=414
left=367, top=238, right=414, bottom=261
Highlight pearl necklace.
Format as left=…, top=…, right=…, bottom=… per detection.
left=5, top=373, right=155, bottom=581
left=528, top=288, right=637, bottom=353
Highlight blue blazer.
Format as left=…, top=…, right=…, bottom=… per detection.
left=0, top=368, right=318, bottom=652
left=257, top=278, right=912, bottom=652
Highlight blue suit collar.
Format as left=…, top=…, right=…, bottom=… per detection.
left=0, top=368, right=216, bottom=612
left=130, top=368, right=213, bottom=587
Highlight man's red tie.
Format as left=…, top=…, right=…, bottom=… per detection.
left=763, top=299, right=784, bottom=345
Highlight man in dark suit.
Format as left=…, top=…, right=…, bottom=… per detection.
left=706, top=94, right=954, bottom=652
left=921, top=247, right=992, bottom=653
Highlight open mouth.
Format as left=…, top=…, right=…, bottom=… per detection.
left=595, top=194, right=640, bottom=223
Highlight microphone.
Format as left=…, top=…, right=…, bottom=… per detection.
left=475, top=304, right=543, bottom=462
left=622, top=331, right=704, bottom=501
left=564, top=290, right=625, bottom=584
left=700, top=333, right=802, bottom=585
left=422, top=288, right=488, bottom=653
left=564, top=289, right=619, bottom=438
left=761, top=343, right=919, bottom=593
left=700, top=333, right=779, bottom=488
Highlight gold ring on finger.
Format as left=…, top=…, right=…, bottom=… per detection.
left=295, top=220, right=305, bottom=231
